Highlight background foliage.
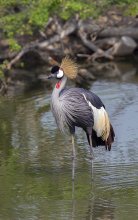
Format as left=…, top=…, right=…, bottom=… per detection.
left=0, top=0, right=137, bottom=52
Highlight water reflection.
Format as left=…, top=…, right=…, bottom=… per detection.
left=0, top=70, right=138, bottom=219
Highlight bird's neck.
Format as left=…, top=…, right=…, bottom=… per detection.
left=52, top=75, right=67, bottom=97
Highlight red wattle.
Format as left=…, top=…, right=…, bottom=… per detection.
left=56, top=81, right=61, bottom=89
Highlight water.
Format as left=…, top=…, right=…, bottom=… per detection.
left=0, top=69, right=138, bottom=219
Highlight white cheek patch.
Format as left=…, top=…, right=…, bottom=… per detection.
left=57, top=69, right=64, bottom=78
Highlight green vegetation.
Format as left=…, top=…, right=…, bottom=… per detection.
left=125, top=2, right=138, bottom=16
left=0, top=0, right=137, bottom=52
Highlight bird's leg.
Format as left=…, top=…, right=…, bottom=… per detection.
left=89, top=135, right=94, bottom=159
left=89, top=135, right=94, bottom=180
left=71, top=135, right=76, bottom=181
left=72, top=135, right=76, bottom=159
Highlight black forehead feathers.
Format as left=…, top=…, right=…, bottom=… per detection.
left=51, top=65, right=59, bottom=74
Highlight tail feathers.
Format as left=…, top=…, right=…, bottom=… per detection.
left=87, top=124, right=115, bottom=151
left=105, top=124, right=115, bottom=151
left=92, top=130, right=105, bottom=148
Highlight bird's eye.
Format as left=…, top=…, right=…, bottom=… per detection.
left=57, top=69, right=64, bottom=78
left=51, top=65, right=59, bottom=74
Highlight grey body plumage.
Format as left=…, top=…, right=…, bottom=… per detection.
left=52, top=78, right=101, bottom=134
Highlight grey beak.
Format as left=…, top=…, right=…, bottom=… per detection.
left=38, top=74, right=53, bottom=81
left=47, top=72, right=58, bottom=79
left=47, top=74, right=52, bottom=79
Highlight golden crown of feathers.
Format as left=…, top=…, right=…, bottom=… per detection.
left=49, top=56, right=78, bottom=79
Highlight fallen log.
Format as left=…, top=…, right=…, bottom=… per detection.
left=108, top=36, right=137, bottom=56
left=95, top=37, right=119, bottom=50
left=99, top=27, right=138, bottom=40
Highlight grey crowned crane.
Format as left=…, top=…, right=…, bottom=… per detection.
left=48, top=57, right=115, bottom=179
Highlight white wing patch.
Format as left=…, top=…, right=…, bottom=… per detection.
left=82, top=93, right=110, bottom=140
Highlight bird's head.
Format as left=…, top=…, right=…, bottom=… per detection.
left=48, top=56, right=78, bottom=80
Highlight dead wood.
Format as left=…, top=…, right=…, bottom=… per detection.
left=99, top=27, right=138, bottom=40
left=108, top=36, right=137, bottom=56
left=6, top=18, right=77, bottom=70
left=6, top=43, right=39, bottom=69
left=2, top=17, right=138, bottom=72
left=38, top=18, right=77, bottom=48
left=78, top=29, right=113, bottom=61
left=95, top=37, right=119, bottom=50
